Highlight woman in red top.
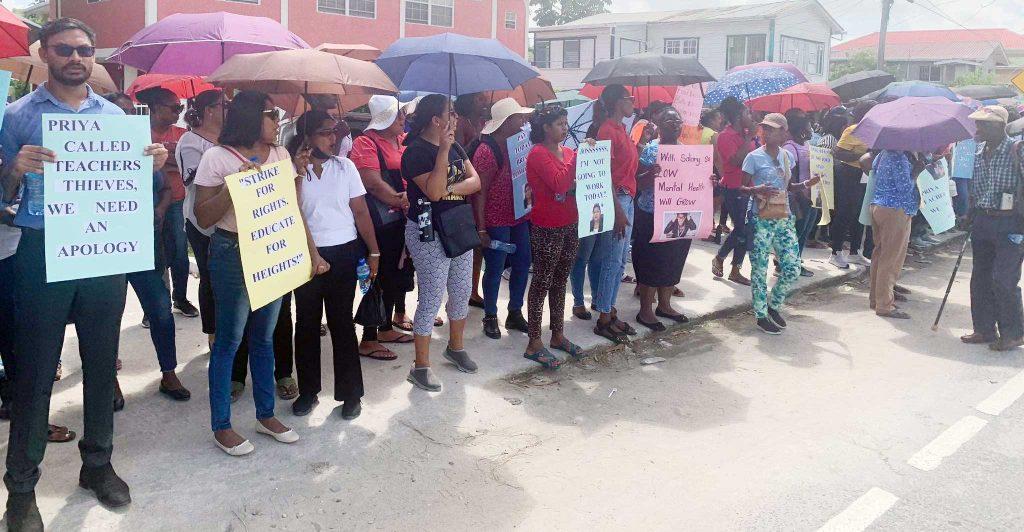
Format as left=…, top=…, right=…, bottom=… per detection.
left=523, top=107, right=584, bottom=368
left=587, top=84, right=640, bottom=344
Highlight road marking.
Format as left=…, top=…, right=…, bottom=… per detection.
left=907, top=415, right=988, bottom=471
left=976, top=369, right=1024, bottom=416
left=817, top=487, right=899, bottom=532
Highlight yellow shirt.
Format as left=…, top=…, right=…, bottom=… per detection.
left=836, top=125, right=868, bottom=168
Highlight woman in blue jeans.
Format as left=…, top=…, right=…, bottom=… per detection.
left=471, top=98, right=535, bottom=339
left=194, top=91, right=330, bottom=456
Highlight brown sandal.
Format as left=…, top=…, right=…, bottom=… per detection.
left=360, top=347, right=398, bottom=361
left=47, top=424, right=76, bottom=443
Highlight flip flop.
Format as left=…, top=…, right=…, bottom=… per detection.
left=379, top=332, right=414, bottom=344
left=47, top=424, right=76, bottom=443
left=523, top=348, right=563, bottom=369
left=551, top=339, right=584, bottom=360
left=392, top=319, right=414, bottom=332
left=360, top=347, right=398, bottom=361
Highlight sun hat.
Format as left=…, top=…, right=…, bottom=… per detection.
left=759, top=113, right=788, bottom=130
left=365, top=95, right=400, bottom=131
left=968, top=105, right=1009, bottom=124
left=481, top=97, right=534, bottom=135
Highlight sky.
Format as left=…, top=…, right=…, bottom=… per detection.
left=610, top=0, right=1024, bottom=42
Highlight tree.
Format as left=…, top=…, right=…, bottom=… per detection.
left=951, top=70, right=998, bottom=87
left=829, top=50, right=897, bottom=81
left=530, top=0, right=611, bottom=27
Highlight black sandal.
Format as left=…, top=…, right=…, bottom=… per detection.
left=612, top=318, right=638, bottom=336
left=635, top=313, right=665, bottom=332
left=655, top=310, right=689, bottom=324
left=594, top=321, right=628, bottom=344
left=523, top=348, right=563, bottom=369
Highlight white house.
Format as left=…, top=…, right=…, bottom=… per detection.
left=529, top=0, right=844, bottom=90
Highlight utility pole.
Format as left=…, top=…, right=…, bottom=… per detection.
left=877, top=0, right=895, bottom=69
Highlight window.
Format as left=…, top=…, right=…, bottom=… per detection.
left=532, top=38, right=595, bottom=69
left=664, top=38, right=698, bottom=58
left=918, top=64, right=942, bottom=82
left=318, top=0, right=375, bottom=17
left=780, top=36, right=825, bottom=76
left=534, top=40, right=550, bottom=68
left=563, top=39, right=581, bottom=69
left=726, top=34, right=766, bottom=70
left=505, top=11, right=516, bottom=29
left=406, top=0, right=454, bottom=27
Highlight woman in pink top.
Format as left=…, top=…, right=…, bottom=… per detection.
left=194, top=91, right=329, bottom=457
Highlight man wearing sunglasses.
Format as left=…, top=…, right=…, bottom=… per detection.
left=0, top=18, right=169, bottom=530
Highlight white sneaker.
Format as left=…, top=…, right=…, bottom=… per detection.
left=848, top=253, right=871, bottom=267
left=255, top=422, right=299, bottom=444
left=829, top=253, right=850, bottom=269
left=214, top=437, right=254, bottom=457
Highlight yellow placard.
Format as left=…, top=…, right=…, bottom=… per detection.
left=224, top=160, right=311, bottom=310
left=1012, top=70, right=1024, bottom=93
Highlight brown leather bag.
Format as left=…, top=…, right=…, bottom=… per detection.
left=757, top=150, right=792, bottom=220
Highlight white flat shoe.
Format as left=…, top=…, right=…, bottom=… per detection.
left=214, top=438, right=254, bottom=456
left=255, top=422, right=299, bottom=443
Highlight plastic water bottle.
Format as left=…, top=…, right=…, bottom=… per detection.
left=488, top=240, right=517, bottom=254
left=24, top=173, right=44, bottom=216
left=356, top=258, right=371, bottom=294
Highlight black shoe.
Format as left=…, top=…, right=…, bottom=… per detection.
left=505, top=311, right=529, bottom=333
left=482, top=315, right=501, bottom=339
left=159, top=383, right=191, bottom=402
left=141, top=316, right=150, bottom=329
left=79, top=463, right=131, bottom=508
left=766, top=308, right=787, bottom=329
left=173, top=299, right=199, bottom=318
left=341, top=400, right=361, bottom=420
left=112, top=391, right=125, bottom=412
left=468, top=297, right=485, bottom=309
left=655, top=309, right=689, bottom=324
left=5, top=492, right=42, bottom=532
left=291, top=394, right=319, bottom=417
left=757, top=317, right=782, bottom=335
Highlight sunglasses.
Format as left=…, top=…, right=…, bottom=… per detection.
left=262, top=108, right=283, bottom=122
left=48, top=44, right=96, bottom=58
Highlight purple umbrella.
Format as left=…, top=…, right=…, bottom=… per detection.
left=852, top=96, right=976, bottom=152
left=107, top=12, right=309, bottom=76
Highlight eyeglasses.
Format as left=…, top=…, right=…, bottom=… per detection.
left=262, top=109, right=283, bottom=122
left=48, top=44, right=96, bottom=58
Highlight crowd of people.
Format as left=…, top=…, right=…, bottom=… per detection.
left=0, top=17, right=1022, bottom=530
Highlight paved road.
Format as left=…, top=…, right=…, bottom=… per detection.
left=7, top=244, right=1024, bottom=531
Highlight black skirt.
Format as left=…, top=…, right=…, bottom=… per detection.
left=631, top=208, right=691, bottom=287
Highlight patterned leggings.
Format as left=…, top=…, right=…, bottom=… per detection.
left=528, top=224, right=580, bottom=340
left=404, top=221, right=473, bottom=336
left=750, top=216, right=801, bottom=319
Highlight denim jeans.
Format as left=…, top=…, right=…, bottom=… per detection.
left=161, top=200, right=189, bottom=303
left=716, top=188, right=750, bottom=266
left=483, top=221, right=531, bottom=316
left=594, top=193, right=635, bottom=314
left=793, top=198, right=820, bottom=256
left=207, top=230, right=283, bottom=431
left=570, top=233, right=605, bottom=308
left=953, top=178, right=971, bottom=217
left=127, top=267, right=178, bottom=372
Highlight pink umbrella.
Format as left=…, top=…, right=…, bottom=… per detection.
left=107, top=12, right=308, bottom=76
left=852, top=96, right=975, bottom=152
left=747, top=83, right=840, bottom=113
left=127, top=74, right=217, bottom=101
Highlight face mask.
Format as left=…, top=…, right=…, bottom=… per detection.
left=336, top=134, right=353, bottom=158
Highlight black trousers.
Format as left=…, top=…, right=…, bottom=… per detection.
left=185, top=220, right=215, bottom=335
left=294, top=240, right=363, bottom=401
left=5, top=229, right=125, bottom=493
left=232, top=292, right=294, bottom=384
left=832, top=164, right=867, bottom=255
left=970, top=214, right=1024, bottom=340
left=0, top=254, right=15, bottom=407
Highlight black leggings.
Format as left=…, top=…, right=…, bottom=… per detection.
left=831, top=164, right=867, bottom=255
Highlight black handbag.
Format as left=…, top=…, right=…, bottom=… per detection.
left=365, top=137, right=405, bottom=229
left=354, top=282, right=388, bottom=329
left=434, top=202, right=481, bottom=258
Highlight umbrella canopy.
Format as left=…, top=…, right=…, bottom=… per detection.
left=206, top=48, right=395, bottom=98
left=953, top=84, right=1019, bottom=101
left=107, top=12, right=309, bottom=76
left=747, top=83, right=840, bottom=113
left=704, top=63, right=808, bottom=107
left=872, top=81, right=959, bottom=102
left=485, top=77, right=556, bottom=106
left=581, top=53, right=715, bottom=87
left=828, top=70, right=895, bottom=102
left=580, top=83, right=677, bottom=108
left=127, top=74, right=216, bottom=101
left=376, top=33, right=539, bottom=96
left=562, top=101, right=595, bottom=150
left=0, top=42, right=116, bottom=93
left=0, top=4, right=29, bottom=59
left=315, top=43, right=381, bottom=61
left=852, top=96, right=975, bottom=152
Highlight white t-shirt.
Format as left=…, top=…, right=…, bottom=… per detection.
left=176, top=130, right=217, bottom=236
left=0, top=224, right=20, bottom=261
left=299, top=156, right=366, bottom=247
left=193, top=145, right=292, bottom=233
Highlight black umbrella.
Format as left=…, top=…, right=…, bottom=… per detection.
left=953, top=84, right=1019, bottom=101
left=582, top=53, right=716, bottom=87
left=828, top=70, right=895, bottom=102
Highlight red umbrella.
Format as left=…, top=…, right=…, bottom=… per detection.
left=747, top=83, right=840, bottom=113
left=127, top=74, right=217, bottom=101
left=0, top=5, right=29, bottom=58
left=580, top=83, right=676, bottom=109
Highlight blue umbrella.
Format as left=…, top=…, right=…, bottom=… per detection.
left=872, top=81, right=960, bottom=102
left=376, top=33, right=540, bottom=96
left=703, top=63, right=807, bottom=107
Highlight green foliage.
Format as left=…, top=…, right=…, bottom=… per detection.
left=530, top=0, right=611, bottom=27
left=951, top=70, right=998, bottom=87
left=829, top=50, right=898, bottom=80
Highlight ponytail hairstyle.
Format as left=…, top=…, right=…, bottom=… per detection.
left=586, top=84, right=628, bottom=138
left=286, top=110, right=334, bottom=157
left=529, top=105, right=568, bottom=144
left=403, top=93, right=449, bottom=146
left=184, top=89, right=223, bottom=129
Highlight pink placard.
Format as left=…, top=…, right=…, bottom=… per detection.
left=672, top=84, right=703, bottom=128
left=651, top=144, right=715, bottom=243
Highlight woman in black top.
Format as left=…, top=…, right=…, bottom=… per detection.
left=401, top=94, right=482, bottom=392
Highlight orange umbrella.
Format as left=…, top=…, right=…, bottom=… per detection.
left=747, top=83, right=840, bottom=113
left=127, top=73, right=217, bottom=100
left=580, top=83, right=677, bottom=108
left=0, top=42, right=116, bottom=93
left=206, top=48, right=395, bottom=98
left=485, top=77, right=556, bottom=106
left=0, top=4, right=29, bottom=59
left=315, top=43, right=381, bottom=61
